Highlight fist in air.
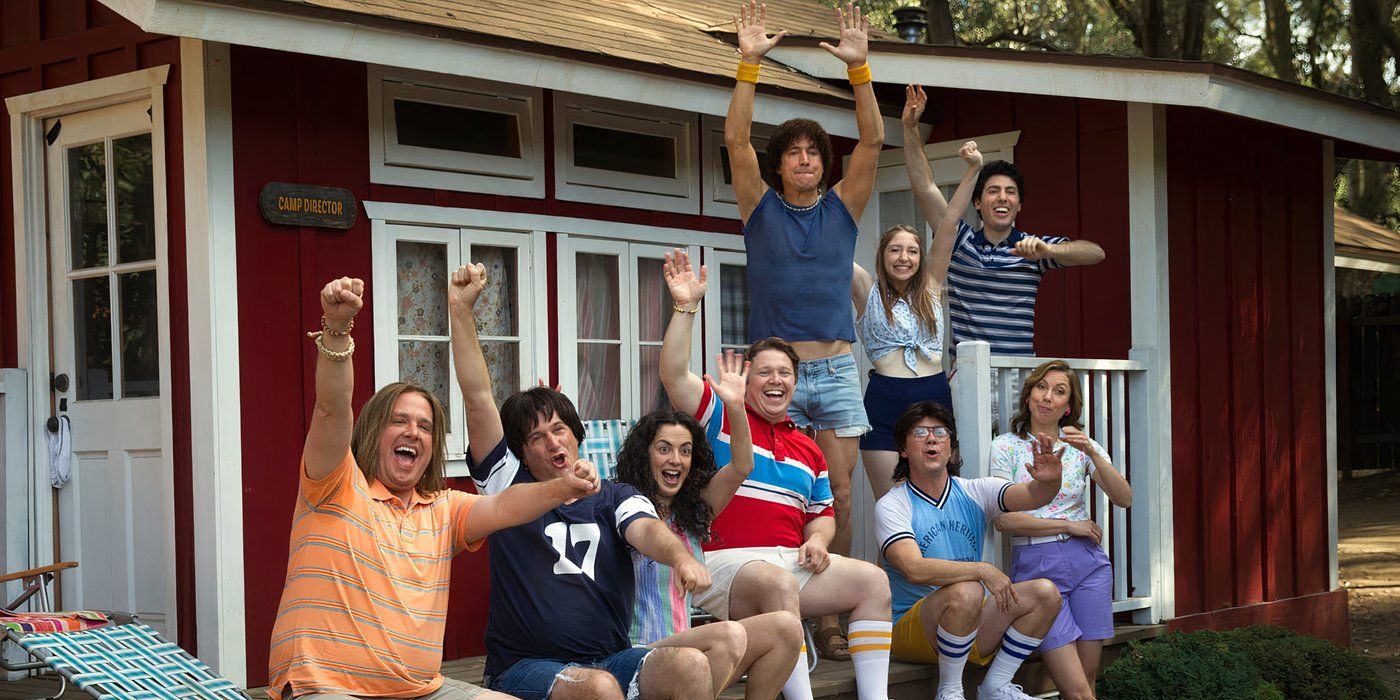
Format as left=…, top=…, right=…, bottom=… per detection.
left=449, top=263, right=488, bottom=313
left=320, top=277, right=364, bottom=330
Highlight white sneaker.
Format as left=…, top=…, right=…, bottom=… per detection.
left=935, top=687, right=966, bottom=700
left=976, top=684, right=1036, bottom=700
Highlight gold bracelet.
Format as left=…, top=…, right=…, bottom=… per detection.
left=735, top=61, right=761, bottom=84
left=321, top=314, right=354, bottom=337
left=672, top=303, right=699, bottom=314
left=307, top=330, right=355, bottom=361
left=847, top=62, right=872, bottom=86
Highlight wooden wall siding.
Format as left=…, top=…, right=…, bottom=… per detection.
left=0, top=0, right=197, bottom=653
left=923, top=88, right=1133, bottom=361
left=1167, top=106, right=1329, bottom=621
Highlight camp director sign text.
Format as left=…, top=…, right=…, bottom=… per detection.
left=259, top=182, right=358, bottom=229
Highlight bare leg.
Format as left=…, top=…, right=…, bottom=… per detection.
left=727, top=562, right=802, bottom=620
left=973, top=578, right=1061, bottom=648
left=914, top=580, right=984, bottom=639
left=735, top=612, right=804, bottom=699
left=1039, top=644, right=1095, bottom=700
left=550, top=667, right=624, bottom=700
left=813, top=430, right=860, bottom=651
left=637, top=647, right=714, bottom=700
left=795, top=556, right=891, bottom=623
left=860, top=449, right=899, bottom=501
left=649, top=621, right=747, bottom=697
left=1076, top=639, right=1104, bottom=692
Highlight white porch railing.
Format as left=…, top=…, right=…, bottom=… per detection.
left=952, top=341, right=1165, bottom=624
left=1, top=368, right=32, bottom=603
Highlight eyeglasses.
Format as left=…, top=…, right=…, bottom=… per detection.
left=910, top=426, right=951, bottom=440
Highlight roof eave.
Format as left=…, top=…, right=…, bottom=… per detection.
left=98, top=0, right=913, bottom=145
left=763, top=38, right=1400, bottom=155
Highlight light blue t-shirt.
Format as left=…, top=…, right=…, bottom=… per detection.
left=875, top=476, right=1011, bottom=620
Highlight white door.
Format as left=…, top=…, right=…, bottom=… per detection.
left=43, top=99, right=175, bottom=638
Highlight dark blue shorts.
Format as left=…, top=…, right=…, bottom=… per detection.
left=860, top=371, right=952, bottom=451
left=485, top=647, right=652, bottom=700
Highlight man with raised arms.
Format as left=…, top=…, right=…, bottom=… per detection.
left=724, top=0, right=883, bottom=660
left=450, top=263, right=737, bottom=700
left=876, top=401, right=1073, bottom=700
left=268, top=277, right=595, bottom=700
left=660, top=250, right=892, bottom=700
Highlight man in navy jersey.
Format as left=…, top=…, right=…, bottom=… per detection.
left=449, top=263, right=738, bottom=700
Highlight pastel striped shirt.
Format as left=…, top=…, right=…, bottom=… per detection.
left=629, top=520, right=705, bottom=645
left=267, top=451, right=481, bottom=699
left=946, top=220, right=1069, bottom=356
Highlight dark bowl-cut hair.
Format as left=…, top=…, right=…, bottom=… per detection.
left=973, top=160, right=1025, bottom=205
left=500, top=387, right=586, bottom=463
left=744, top=337, right=800, bottom=372
left=892, top=401, right=963, bottom=482
left=614, top=410, right=718, bottom=541
left=763, top=118, right=835, bottom=192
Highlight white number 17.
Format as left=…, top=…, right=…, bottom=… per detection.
left=544, top=522, right=601, bottom=579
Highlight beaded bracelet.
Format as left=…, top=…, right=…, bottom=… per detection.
left=673, top=304, right=700, bottom=314
left=307, top=330, right=355, bottom=362
left=321, top=314, right=354, bottom=337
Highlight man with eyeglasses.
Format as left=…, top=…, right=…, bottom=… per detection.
left=875, top=401, right=1075, bottom=700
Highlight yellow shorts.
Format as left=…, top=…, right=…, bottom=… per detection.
left=891, top=594, right=997, bottom=666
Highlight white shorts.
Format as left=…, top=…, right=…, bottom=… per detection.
left=693, top=547, right=841, bottom=620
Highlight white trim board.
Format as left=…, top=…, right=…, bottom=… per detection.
left=363, top=201, right=748, bottom=251
left=97, top=0, right=909, bottom=147
left=179, top=38, right=248, bottom=683
left=768, top=45, right=1400, bottom=155
left=1335, top=255, right=1400, bottom=274
left=8, top=64, right=173, bottom=623
left=1322, top=139, right=1339, bottom=592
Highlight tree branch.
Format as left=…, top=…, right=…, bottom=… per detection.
left=967, top=30, right=1065, bottom=51
left=1208, top=4, right=1264, bottom=41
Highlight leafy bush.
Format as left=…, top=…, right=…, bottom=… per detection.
left=1099, top=626, right=1390, bottom=700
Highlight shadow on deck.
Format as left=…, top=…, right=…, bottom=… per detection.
left=0, top=624, right=1166, bottom=699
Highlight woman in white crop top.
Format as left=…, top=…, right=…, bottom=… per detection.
left=851, top=92, right=984, bottom=498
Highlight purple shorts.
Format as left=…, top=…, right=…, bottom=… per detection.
left=1010, top=535, right=1114, bottom=650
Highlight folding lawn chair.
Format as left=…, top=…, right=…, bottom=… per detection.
left=0, top=562, right=249, bottom=699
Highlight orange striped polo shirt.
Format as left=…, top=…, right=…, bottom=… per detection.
left=268, top=451, right=482, bottom=699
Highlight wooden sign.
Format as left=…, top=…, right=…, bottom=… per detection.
left=259, top=182, right=358, bottom=229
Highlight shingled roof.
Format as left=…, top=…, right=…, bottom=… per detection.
left=261, top=0, right=898, bottom=99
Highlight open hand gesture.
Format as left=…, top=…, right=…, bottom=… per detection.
left=320, top=277, right=364, bottom=331
left=1025, top=432, right=1065, bottom=484
left=1012, top=236, right=1052, bottom=261
left=663, top=248, right=708, bottom=308
left=902, top=84, right=927, bottom=129
left=705, top=350, right=751, bottom=408
left=819, top=2, right=869, bottom=67
left=736, top=1, right=787, bottom=63
left=449, top=263, right=488, bottom=314
left=959, top=140, right=983, bottom=169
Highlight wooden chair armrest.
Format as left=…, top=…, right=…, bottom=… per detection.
left=0, top=561, right=78, bottom=584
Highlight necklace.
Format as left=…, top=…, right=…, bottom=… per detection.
left=778, top=190, right=823, bottom=213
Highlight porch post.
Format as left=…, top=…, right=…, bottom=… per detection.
left=1322, top=140, right=1338, bottom=591
left=181, top=38, right=248, bottom=683
left=952, top=341, right=997, bottom=563
left=1126, top=102, right=1174, bottom=624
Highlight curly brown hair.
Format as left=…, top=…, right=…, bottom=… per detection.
left=763, top=118, right=834, bottom=192
left=1008, top=360, right=1084, bottom=438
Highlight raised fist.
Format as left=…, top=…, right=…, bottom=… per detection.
left=959, top=141, right=983, bottom=169
left=320, top=277, right=364, bottom=331
left=449, top=263, right=488, bottom=313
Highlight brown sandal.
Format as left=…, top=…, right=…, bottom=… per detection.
left=813, top=626, right=851, bottom=662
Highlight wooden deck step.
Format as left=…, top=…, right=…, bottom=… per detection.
left=16, top=623, right=1162, bottom=700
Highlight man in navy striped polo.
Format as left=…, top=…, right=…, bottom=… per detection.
left=942, top=161, right=1105, bottom=357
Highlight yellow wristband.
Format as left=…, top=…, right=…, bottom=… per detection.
left=847, top=63, right=872, bottom=86
left=736, top=61, right=761, bottom=84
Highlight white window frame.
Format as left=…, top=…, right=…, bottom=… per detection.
left=372, top=221, right=547, bottom=473
left=554, top=94, right=700, bottom=214
left=701, top=115, right=775, bottom=219
left=368, top=65, right=545, bottom=198
left=558, top=237, right=704, bottom=420
left=703, top=249, right=751, bottom=356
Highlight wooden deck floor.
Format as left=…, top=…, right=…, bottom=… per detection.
left=0, top=624, right=1166, bottom=699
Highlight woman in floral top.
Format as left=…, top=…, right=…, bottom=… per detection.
left=989, top=359, right=1133, bottom=698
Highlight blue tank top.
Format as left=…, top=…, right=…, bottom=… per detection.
left=744, top=188, right=858, bottom=343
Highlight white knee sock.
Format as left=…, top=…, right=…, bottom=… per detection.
left=781, top=650, right=814, bottom=700
left=935, top=625, right=977, bottom=694
left=979, top=625, right=1042, bottom=692
left=848, top=620, right=892, bottom=700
